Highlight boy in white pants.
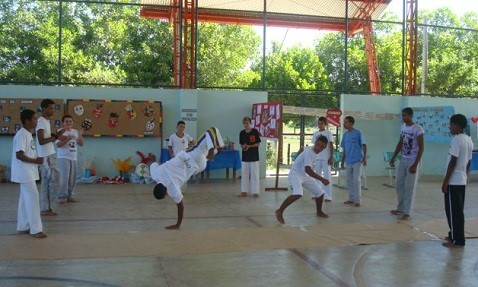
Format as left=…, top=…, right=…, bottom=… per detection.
left=311, top=116, right=334, bottom=201
left=12, top=109, right=47, bottom=238
left=151, top=127, right=224, bottom=229
left=275, top=135, right=330, bottom=224
left=238, top=116, right=261, bottom=198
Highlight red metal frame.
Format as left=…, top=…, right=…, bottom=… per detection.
left=140, top=0, right=397, bottom=92
left=405, top=0, right=418, bottom=96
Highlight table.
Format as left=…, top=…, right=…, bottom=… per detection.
left=160, top=149, right=241, bottom=181
left=471, top=151, right=478, bottom=172
left=205, top=150, right=241, bottom=181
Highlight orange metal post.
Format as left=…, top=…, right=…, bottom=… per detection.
left=363, top=21, right=381, bottom=94
left=405, top=0, right=418, bottom=96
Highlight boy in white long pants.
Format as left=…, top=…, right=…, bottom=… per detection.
left=12, top=109, right=46, bottom=238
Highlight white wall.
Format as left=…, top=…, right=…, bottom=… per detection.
left=341, top=94, right=478, bottom=176
left=0, top=86, right=267, bottom=179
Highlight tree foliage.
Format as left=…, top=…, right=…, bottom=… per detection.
left=0, top=2, right=477, bottom=97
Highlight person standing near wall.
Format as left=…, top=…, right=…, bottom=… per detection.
left=168, top=121, right=194, bottom=159
left=311, top=116, right=334, bottom=202
left=36, top=99, right=63, bottom=216
left=12, top=109, right=47, bottom=238
left=341, top=116, right=367, bottom=207
left=56, top=115, right=84, bottom=204
left=238, top=116, right=261, bottom=198
left=441, top=114, right=473, bottom=248
left=389, top=107, right=424, bottom=221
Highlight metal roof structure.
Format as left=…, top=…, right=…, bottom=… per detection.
left=139, top=0, right=418, bottom=97
left=141, top=0, right=392, bottom=34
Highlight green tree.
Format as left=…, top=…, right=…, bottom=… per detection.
left=196, top=23, right=261, bottom=88
left=420, top=8, right=478, bottom=96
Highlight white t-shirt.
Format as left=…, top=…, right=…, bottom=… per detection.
left=56, top=129, right=80, bottom=161
left=446, top=134, right=473, bottom=185
left=168, top=133, right=193, bottom=157
left=290, top=147, right=318, bottom=178
left=400, top=123, right=424, bottom=160
left=311, top=129, right=333, bottom=161
left=11, top=128, right=39, bottom=183
left=35, top=116, right=55, bottom=157
left=150, top=152, right=198, bottom=204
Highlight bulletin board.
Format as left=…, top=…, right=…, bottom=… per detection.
left=0, top=98, right=64, bottom=135
left=414, top=106, right=454, bottom=143
left=252, top=102, right=282, bottom=140
left=66, top=99, right=162, bottom=137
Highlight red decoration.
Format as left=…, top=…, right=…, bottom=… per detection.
left=326, top=109, right=342, bottom=127
left=252, top=102, right=282, bottom=140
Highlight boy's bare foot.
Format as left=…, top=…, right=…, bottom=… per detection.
left=41, top=209, right=57, bottom=216
left=165, top=224, right=180, bottom=230
left=237, top=192, right=248, bottom=198
left=253, top=194, right=259, bottom=198
left=275, top=210, right=285, bottom=224
left=317, top=212, right=329, bottom=218
left=32, top=232, right=47, bottom=238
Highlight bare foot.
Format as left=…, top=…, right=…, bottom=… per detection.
left=253, top=194, right=259, bottom=198
left=165, top=224, right=180, bottom=230
left=32, top=232, right=47, bottom=238
left=275, top=209, right=285, bottom=224
left=317, top=212, right=329, bottom=218
left=237, top=192, right=248, bottom=198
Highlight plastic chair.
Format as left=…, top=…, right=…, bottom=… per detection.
left=332, top=151, right=347, bottom=189
left=383, top=152, right=399, bottom=188
left=361, top=154, right=369, bottom=190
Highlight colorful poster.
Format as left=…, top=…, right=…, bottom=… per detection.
left=413, top=106, right=454, bottom=143
left=252, top=102, right=282, bottom=140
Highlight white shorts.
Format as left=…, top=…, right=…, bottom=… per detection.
left=288, top=169, right=324, bottom=197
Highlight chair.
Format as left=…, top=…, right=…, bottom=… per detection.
left=361, top=155, right=369, bottom=190
left=383, top=152, right=399, bottom=188
left=332, top=151, right=347, bottom=189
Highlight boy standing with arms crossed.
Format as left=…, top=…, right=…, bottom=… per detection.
left=56, top=115, right=84, bottom=203
left=12, top=109, right=47, bottom=238
left=36, top=99, right=63, bottom=216
left=441, top=114, right=473, bottom=248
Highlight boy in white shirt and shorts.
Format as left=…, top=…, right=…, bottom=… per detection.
left=275, top=135, right=330, bottom=224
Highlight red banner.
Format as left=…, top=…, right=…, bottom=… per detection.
left=326, top=108, right=342, bottom=127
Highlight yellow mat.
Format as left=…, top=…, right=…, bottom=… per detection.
left=410, top=218, right=478, bottom=239
left=1, top=221, right=435, bottom=261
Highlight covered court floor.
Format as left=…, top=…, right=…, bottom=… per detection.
left=0, top=175, right=477, bottom=286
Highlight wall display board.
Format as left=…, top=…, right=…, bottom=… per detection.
left=413, top=106, right=454, bottom=143
left=252, top=102, right=282, bottom=140
left=66, top=99, right=162, bottom=137
left=0, top=98, right=63, bottom=135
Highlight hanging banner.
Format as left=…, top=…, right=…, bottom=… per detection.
left=326, top=108, right=342, bottom=127
left=252, top=102, right=282, bottom=140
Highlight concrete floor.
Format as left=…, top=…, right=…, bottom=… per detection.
left=0, top=175, right=477, bottom=287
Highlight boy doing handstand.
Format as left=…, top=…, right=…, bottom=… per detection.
left=150, top=127, right=224, bottom=229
